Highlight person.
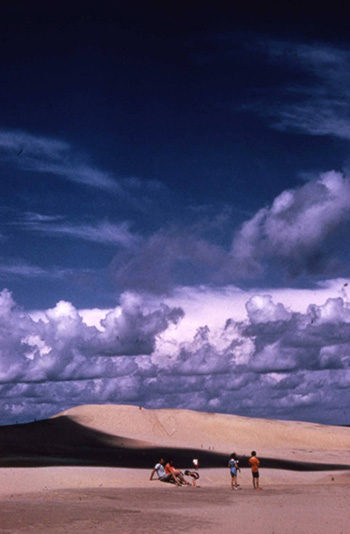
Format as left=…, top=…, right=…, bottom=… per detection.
left=150, top=458, right=181, bottom=485
left=249, top=451, right=260, bottom=490
left=165, top=460, right=190, bottom=485
left=184, top=469, right=200, bottom=488
left=228, top=452, right=240, bottom=490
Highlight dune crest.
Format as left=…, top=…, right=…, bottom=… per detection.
left=54, top=405, right=350, bottom=464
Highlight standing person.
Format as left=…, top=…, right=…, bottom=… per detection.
left=150, top=458, right=180, bottom=485
left=249, top=451, right=260, bottom=490
left=228, top=452, right=240, bottom=490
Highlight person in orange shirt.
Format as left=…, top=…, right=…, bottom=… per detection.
left=165, top=460, right=190, bottom=485
left=249, top=451, right=260, bottom=490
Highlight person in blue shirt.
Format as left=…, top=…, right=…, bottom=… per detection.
left=228, top=452, right=241, bottom=490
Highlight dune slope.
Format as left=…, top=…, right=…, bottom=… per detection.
left=54, top=404, right=350, bottom=465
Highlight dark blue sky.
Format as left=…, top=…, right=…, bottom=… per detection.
left=1, top=2, right=350, bottom=425
left=1, top=2, right=349, bottom=308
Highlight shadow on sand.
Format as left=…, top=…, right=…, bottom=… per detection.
left=0, top=416, right=349, bottom=471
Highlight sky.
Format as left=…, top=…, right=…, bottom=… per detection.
left=1, top=1, right=350, bottom=425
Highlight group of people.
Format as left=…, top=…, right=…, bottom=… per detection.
left=150, top=451, right=260, bottom=490
left=150, top=458, right=200, bottom=487
left=229, top=451, right=260, bottom=490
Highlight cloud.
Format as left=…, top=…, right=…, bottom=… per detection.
left=0, top=289, right=183, bottom=385
left=0, top=129, right=119, bottom=191
left=245, top=39, right=350, bottom=140
left=0, top=261, right=55, bottom=279
left=0, top=129, right=69, bottom=157
left=110, top=228, right=228, bottom=293
left=148, top=293, right=350, bottom=421
left=246, top=295, right=291, bottom=323
left=230, top=171, right=350, bottom=277
left=0, top=259, right=98, bottom=281
left=16, top=216, right=141, bottom=248
left=105, top=171, right=350, bottom=291
left=0, top=287, right=349, bottom=425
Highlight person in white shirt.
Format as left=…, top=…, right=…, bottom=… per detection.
left=150, top=458, right=180, bottom=485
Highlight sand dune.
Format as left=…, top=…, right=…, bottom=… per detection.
left=55, top=404, right=350, bottom=464
left=1, top=405, right=349, bottom=533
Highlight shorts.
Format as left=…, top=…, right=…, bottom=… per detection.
left=230, top=469, right=237, bottom=477
left=184, top=471, right=200, bottom=480
left=252, top=471, right=259, bottom=478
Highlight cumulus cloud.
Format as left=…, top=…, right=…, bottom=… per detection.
left=105, top=171, right=350, bottom=291
left=246, top=295, right=292, bottom=323
left=149, top=293, right=350, bottom=421
left=0, top=288, right=183, bottom=384
left=146, top=292, right=350, bottom=421
left=231, top=171, right=350, bottom=277
left=1, top=288, right=349, bottom=425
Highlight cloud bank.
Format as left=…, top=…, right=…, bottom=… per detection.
left=0, top=288, right=349, bottom=425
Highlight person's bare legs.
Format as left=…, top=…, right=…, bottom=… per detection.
left=252, top=475, right=260, bottom=490
left=170, top=471, right=181, bottom=485
left=175, top=470, right=190, bottom=485
left=231, top=474, right=238, bottom=489
left=172, top=469, right=189, bottom=485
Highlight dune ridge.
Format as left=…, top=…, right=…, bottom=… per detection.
left=54, top=404, right=350, bottom=464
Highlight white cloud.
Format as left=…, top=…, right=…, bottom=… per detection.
left=248, top=39, right=350, bottom=140
left=0, top=128, right=119, bottom=191
left=1, top=285, right=350, bottom=425
left=246, top=295, right=291, bottom=324
left=0, top=261, right=50, bottom=278
left=20, top=219, right=141, bottom=247
left=0, top=129, right=69, bottom=157
left=0, top=288, right=183, bottom=384
left=231, top=171, right=350, bottom=277
left=0, top=259, right=97, bottom=281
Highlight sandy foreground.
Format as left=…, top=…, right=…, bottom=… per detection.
left=0, top=467, right=349, bottom=534
left=1, top=405, right=349, bottom=533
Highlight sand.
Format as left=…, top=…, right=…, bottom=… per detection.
left=1, top=405, right=349, bottom=533
left=55, top=404, right=350, bottom=464
left=0, top=468, right=349, bottom=534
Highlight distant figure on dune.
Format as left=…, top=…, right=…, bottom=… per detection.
left=165, top=460, right=190, bottom=485
left=150, top=458, right=180, bottom=485
left=249, top=451, right=260, bottom=490
left=228, top=452, right=241, bottom=490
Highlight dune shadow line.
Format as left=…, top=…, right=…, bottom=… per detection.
left=0, top=416, right=349, bottom=471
